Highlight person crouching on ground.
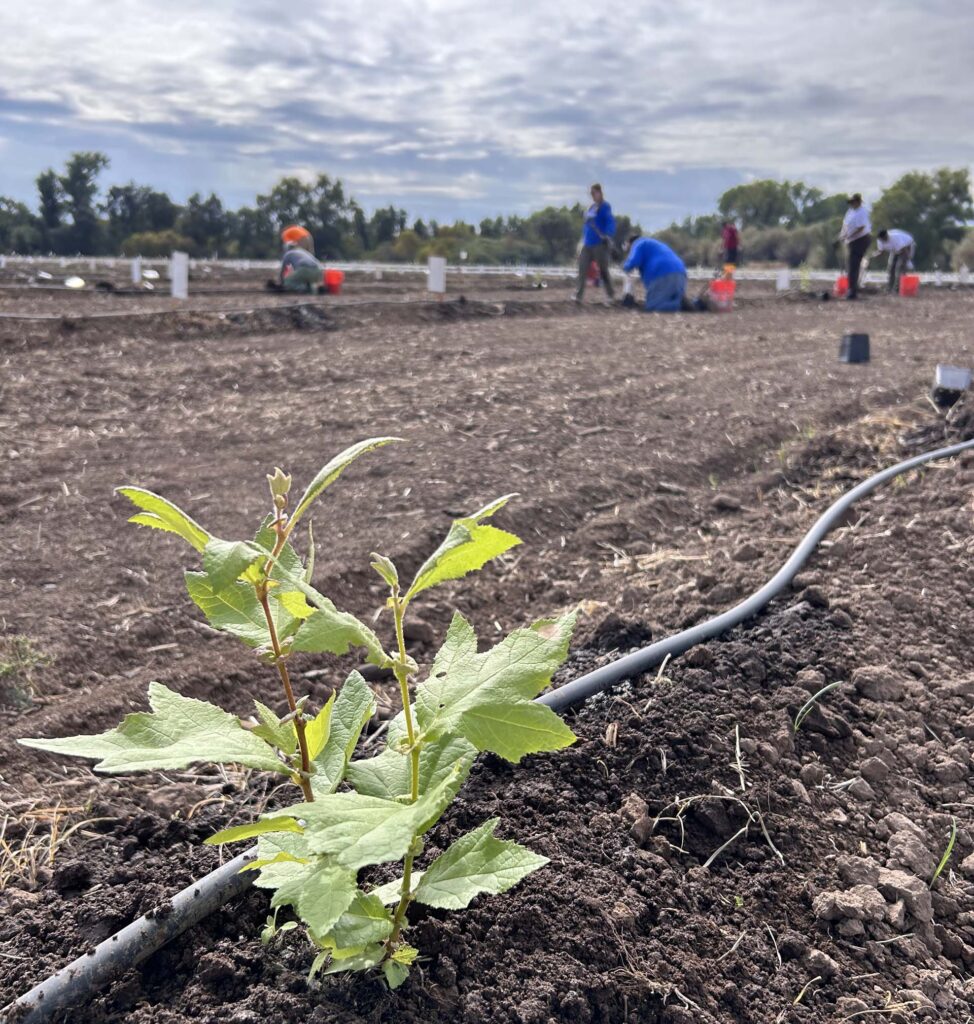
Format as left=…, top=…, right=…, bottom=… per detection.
left=280, top=241, right=323, bottom=293
left=839, top=193, right=871, bottom=300
left=575, top=183, right=616, bottom=303
left=875, top=228, right=916, bottom=294
left=622, top=232, right=687, bottom=312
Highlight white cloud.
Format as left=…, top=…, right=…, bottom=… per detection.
left=1, top=0, right=971, bottom=225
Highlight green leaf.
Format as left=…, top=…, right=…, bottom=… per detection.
left=184, top=572, right=297, bottom=647
left=205, top=816, right=303, bottom=846
left=370, top=552, right=399, bottom=589
left=242, top=851, right=307, bottom=873
left=117, top=486, right=211, bottom=552
left=370, top=871, right=425, bottom=906
left=20, top=682, right=288, bottom=774
left=291, top=601, right=389, bottom=666
left=270, top=860, right=358, bottom=936
left=253, top=832, right=312, bottom=890
left=459, top=702, right=577, bottom=763
left=415, top=611, right=576, bottom=744
left=406, top=494, right=520, bottom=599
left=321, top=946, right=385, bottom=976
left=347, top=732, right=476, bottom=801
left=291, top=437, right=401, bottom=528
left=311, top=672, right=376, bottom=796
left=251, top=701, right=297, bottom=756
left=202, top=538, right=264, bottom=593
left=278, top=590, right=316, bottom=620
left=382, top=959, right=411, bottom=989
left=414, top=818, right=548, bottom=910
left=292, top=762, right=467, bottom=871
left=325, top=891, right=394, bottom=950
left=304, top=694, right=335, bottom=761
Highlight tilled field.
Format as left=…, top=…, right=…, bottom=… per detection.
left=1, top=277, right=973, bottom=1022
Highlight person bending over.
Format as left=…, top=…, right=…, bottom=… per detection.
left=622, top=233, right=687, bottom=312
left=280, top=241, right=323, bottom=293
left=875, top=228, right=916, bottom=294
left=575, top=183, right=616, bottom=302
left=839, top=194, right=871, bottom=300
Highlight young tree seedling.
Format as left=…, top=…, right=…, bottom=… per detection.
left=21, top=437, right=578, bottom=988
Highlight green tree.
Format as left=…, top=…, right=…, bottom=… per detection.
left=872, top=168, right=973, bottom=269
left=178, top=192, right=229, bottom=255
left=104, top=184, right=178, bottom=248
left=35, top=169, right=62, bottom=250
left=718, top=179, right=797, bottom=228
left=0, top=197, right=41, bottom=252
left=120, top=229, right=196, bottom=257
left=58, top=151, right=110, bottom=253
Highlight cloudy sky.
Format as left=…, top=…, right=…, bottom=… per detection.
left=1, top=0, right=972, bottom=228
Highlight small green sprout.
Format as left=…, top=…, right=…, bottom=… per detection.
left=20, top=437, right=578, bottom=988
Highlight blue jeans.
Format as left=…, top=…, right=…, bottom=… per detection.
left=643, top=271, right=687, bottom=312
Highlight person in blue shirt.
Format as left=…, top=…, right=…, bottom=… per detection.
left=575, top=183, right=616, bottom=303
left=622, top=232, right=687, bottom=312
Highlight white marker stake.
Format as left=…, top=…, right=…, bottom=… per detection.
left=131, top=256, right=142, bottom=284
left=776, top=269, right=790, bottom=292
left=170, top=251, right=189, bottom=300
left=0, top=255, right=5, bottom=270
left=427, top=256, right=447, bottom=298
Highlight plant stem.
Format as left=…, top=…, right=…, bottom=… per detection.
left=256, top=508, right=314, bottom=802
left=388, top=592, right=421, bottom=949
left=258, top=589, right=314, bottom=803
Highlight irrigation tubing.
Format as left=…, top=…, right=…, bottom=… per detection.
left=7, top=435, right=974, bottom=1023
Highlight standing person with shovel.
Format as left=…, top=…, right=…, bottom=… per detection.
left=839, top=193, right=872, bottom=300
left=575, top=183, right=616, bottom=304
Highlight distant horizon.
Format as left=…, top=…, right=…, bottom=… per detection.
left=2, top=1, right=972, bottom=231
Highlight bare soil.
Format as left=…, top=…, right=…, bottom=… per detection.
left=1, top=275, right=973, bottom=1022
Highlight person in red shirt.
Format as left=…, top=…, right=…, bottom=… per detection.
left=721, top=222, right=740, bottom=265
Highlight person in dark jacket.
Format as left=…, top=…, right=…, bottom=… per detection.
left=721, top=221, right=740, bottom=265
left=575, top=183, right=616, bottom=303
left=839, top=193, right=871, bottom=300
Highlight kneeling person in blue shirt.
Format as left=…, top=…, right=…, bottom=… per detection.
left=622, top=233, right=687, bottom=312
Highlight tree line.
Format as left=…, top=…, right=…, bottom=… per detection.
left=1, top=152, right=971, bottom=271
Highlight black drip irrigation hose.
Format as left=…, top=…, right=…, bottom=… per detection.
left=7, top=436, right=974, bottom=1023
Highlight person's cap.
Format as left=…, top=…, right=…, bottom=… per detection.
left=847, top=193, right=862, bottom=204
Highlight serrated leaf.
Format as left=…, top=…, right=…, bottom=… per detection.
left=252, top=700, right=297, bottom=755
left=291, top=437, right=401, bottom=528
left=311, top=672, right=376, bottom=796
left=247, top=519, right=304, bottom=586
left=202, top=538, right=264, bottom=593
left=20, top=682, right=287, bottom=774
left=205, top=816, right=303, bottom=846
left=406, top=495, right=520, bottom=599
left=184, top=572, right=297, bottom=647
left=347, top=732, right=476, bottom=801
left=325, top=891, right=394, bottom=950
left=290, top=763, right=467, bottom=871
left=305, top=694, right=335, bottom=761
left=459, top=702, right=576, bottom=763
left=414, top=818, right=548, bottom=910
left=270, top=860, right=358, bottom=936
left=292, top=603, right=388, bottom=665
left=117, top=486, right=211, bottom=552
left=415, top=611, right=576, bottom=741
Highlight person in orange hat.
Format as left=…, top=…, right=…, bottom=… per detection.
left=279, top=239, right=322, bottom=293
left=281, top=225, right=315, bottom=254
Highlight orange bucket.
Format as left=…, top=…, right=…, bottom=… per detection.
left=709, top=278, right=736, bottom=311
left=324, top=268, right=345, bottom=295
left=834, top=275, right=849, bottom=297
left=899, top=274, right=919, bottom=297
